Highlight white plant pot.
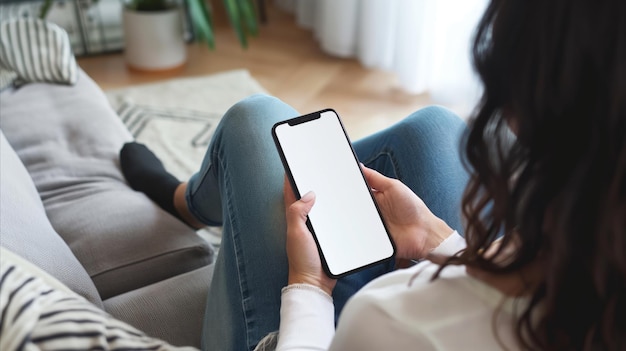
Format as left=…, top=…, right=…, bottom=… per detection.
left=122, top=7, right=187, bottom=71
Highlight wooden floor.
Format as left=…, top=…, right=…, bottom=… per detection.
left=78, top=3, right=433, bottom=140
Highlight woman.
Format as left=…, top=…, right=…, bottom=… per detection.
left=119, top=0, right=626, bottom=349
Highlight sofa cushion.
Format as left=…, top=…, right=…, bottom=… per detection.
left=104, top=264, right=214, bottom=348
left=0, top=69, right=214, bottom=299
left=0, top=131, right=103, bottom=307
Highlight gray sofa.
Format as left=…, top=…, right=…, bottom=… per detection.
left=0, top=68, right=216, bottom=348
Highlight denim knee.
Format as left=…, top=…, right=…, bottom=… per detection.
left=401, top=105, right=464, bottom=132
left=217, top=94, right=296, bottom=137
left=389, top=105, right=466, bottom=149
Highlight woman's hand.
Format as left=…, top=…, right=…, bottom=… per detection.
left=361, top=165, right=454, bottom=260
left=283, top=178, right=337, bottom=295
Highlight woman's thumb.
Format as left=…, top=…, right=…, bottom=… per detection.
left=300, top=191, right=315, bottom=203
left=287, top=191, right=316, bottom=223
left=361, top=165, right=390, bottom=191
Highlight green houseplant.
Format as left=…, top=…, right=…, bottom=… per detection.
left=39, top=0, right=259, bottom=49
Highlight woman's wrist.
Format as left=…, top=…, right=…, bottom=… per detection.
left=288, top=272, right=335, bottom=296
left=419, top=217, right=455, bottom=258
left=282, top=283, right=333, bottom=300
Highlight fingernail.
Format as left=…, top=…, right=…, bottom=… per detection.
left=300, top=191, right=315, bottom=202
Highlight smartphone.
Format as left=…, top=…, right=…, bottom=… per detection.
left=272, top=109, right=396, bottom=278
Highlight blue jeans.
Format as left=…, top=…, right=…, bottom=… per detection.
left=186, top=94, right=469, bottom=351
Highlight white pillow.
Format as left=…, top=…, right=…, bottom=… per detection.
left=0, top=18, right=77, bottom=86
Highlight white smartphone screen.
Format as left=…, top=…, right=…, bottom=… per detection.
left=272, top=109, right=395, bottom=278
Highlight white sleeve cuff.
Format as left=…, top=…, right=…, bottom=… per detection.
left=431, top=230, right=466, bottom=256
left=276, top=284, right=335, bottom=351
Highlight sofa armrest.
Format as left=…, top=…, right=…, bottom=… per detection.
left=0, top=131, right=103, bottom=307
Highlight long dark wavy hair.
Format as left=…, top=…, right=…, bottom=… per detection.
left=442, top=0, right=626, bottom=349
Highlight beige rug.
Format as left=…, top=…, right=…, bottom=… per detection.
left=105, top=69, right=268, bottom=180
left=104, top=69, right=268, bottom=247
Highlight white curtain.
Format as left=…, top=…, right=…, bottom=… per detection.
left=274, top=0, right=488, bottom=117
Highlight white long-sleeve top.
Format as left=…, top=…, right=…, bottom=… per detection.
left=276, top=232, right=526, bottom=350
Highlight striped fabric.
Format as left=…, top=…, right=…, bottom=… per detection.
left=0, top=67, right=17, bottom=90
left=0, top=248, right=198, bottom=351
left=0, top=18, right=77, bottom=86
